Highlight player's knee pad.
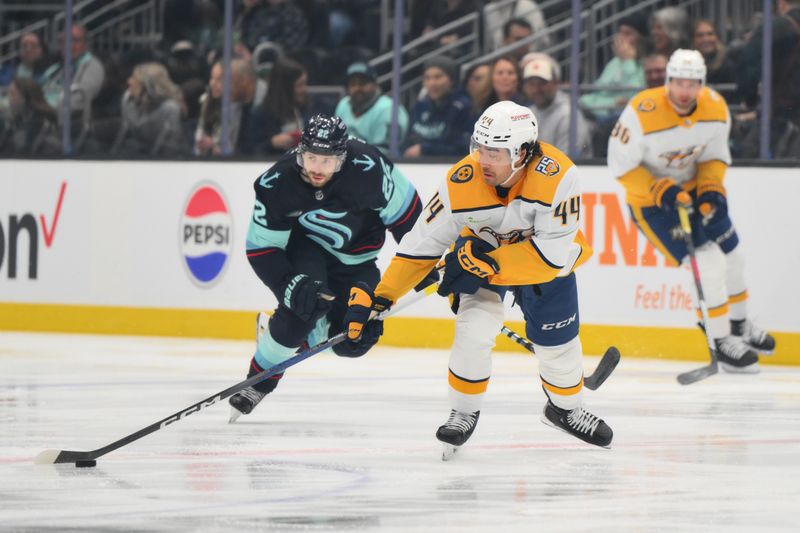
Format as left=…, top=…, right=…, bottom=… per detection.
left=724, top=244, right=747, bottom=294
left=691, top=242, right=728, bottom=307
left=451, top=288, right=504, bottom=366
left=534, top=336, right=584, bottom=411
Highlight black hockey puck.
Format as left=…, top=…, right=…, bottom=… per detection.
left=75, top=460, right=97, bottom=468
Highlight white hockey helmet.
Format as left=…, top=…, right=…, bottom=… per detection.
left=666, top=49, right=707, bottom=84
left=471, top=101, right=538, bottom=171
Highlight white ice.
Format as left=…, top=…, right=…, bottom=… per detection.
left=1, top=331, right=799, bottom=532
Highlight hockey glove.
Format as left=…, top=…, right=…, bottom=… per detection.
left=283, top=274, right=335, bottom=322
left=697, top=190, right=727, bottom=224
left=344, top=282, right=393, bottom=347
left=651, top=177, right=692, bottom=213
left=437, top=239, right=499, bottom=297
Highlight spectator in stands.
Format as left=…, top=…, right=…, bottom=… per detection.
left=500, top=19, right=534, bottom=64
left=737, top=0, right=800, bottom=121
left=230, top=59, right=267, bottom=153
left=2, top=77, right=59, bottom=155
left=522, top=54, right=592, bottom=158
left=643, top=53, right=668, bottom=88
left=403, top=56, right=473, bottom=158
left=186, top=0, right=223, bottom=61
left=418, top=0, right=480, bottom=56
left=462, top=62, right=491, bottom=117
left=235, top=0, right=309, bottom=56
left=485, top=0, right=549, bottom=52
left=484, top=56, right=525, bottom=109
left=115, top=62, right=184, bottom=157
left=693, top=20, right=737, bottom=85
left=165, top=41, right=208, bottom=87
left=41, top=24, right=105, bottom=115
left=650, top=7, right=690, bottom=57
left=15, top=33, right=50, bottom=84
left=579, top=14, right=647, bottom=121
left=240, top=58, right=308, bottom=156
left=335, top=62, right=408, bottom=153
left=195, top=60, right=251, bottom=156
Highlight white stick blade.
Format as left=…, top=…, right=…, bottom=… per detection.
left=34, top=449, right=61, bottom=464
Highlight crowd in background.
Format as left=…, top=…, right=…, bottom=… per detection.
left=1, top=0, right=799, bottom=159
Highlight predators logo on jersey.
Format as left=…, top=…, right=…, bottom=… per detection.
left=659, top=145, right=704, bottom=169
left=477, top=225, right=535, bottom=247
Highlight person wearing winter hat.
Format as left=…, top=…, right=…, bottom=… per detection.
left=403, top=56, right=474, bottom=157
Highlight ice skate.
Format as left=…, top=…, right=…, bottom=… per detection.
left=228, top=387, right=267, bottom=423
left=732, top=319, right=775, bottom=355
left=436, top=409, right=479, bottom=461
left=715, top=335, right=759, bottom=373
left=542, top=401, right=613, bottom=448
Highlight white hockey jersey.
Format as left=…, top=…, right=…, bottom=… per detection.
left=607, top=86, right=732, bottom=207
left=374, top=143, right=592, bottom=302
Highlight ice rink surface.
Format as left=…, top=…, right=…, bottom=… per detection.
left=1, top=332, right=799, bottom=532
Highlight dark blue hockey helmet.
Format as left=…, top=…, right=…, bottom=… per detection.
left=299, top=114, right=348, bottom=156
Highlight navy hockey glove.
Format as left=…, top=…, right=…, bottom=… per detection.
left=283, top=274, right=335, bottom=322
left=697, top=190, right=727, bottom=224
left=344, top=282, right=392, bottom=347
left=437, top=238, right=499, bottom=297
left=651, top=177, right=692, bottom=213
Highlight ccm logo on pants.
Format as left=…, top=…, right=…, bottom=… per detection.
left=541, top=313, right=577, bottom=330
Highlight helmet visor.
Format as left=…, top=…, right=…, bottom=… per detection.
left=299, top=150, right=346, bottom=173
left=469, top=139, right=512, bottom=165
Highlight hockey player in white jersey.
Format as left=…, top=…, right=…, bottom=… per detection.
left=607, top=49, right=775, bottom=373
left=344, top=101, right=613, bottom=458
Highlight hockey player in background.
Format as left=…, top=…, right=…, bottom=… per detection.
left=607, top=49, right=775, bottom=373
left=345, top=100, right=613, bottom=457
left=229, top=114, right=429, bottom=422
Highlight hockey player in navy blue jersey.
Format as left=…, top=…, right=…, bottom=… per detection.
left=229, top=114, right=427, bottom=422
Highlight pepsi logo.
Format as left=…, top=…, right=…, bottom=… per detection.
left=180, top=183, right=233, bottom=287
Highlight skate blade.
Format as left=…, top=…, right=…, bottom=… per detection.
left=720, top=362, right=760, bottom=374
left=540, top=415, right=612, bottom=449
left=441, top=443, right=459, bottom=461
left=228, top=406, right=243, bottom=424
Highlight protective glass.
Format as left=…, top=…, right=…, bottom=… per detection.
left=469, top=139, right=512, bottom=165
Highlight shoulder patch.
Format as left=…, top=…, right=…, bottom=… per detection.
left=638, top=98, right=656, bottom=112
left=258, top=170, right=280, bottom=189
left=535, top=156, right=560, bottom=177
left=450, top=164, right=474, bottom=183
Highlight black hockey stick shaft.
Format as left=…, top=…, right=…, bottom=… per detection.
left=35, top=283, right=438, bottom=465
left=500, top=326, right=620, bottom=390
left=675, top=205, right=719, bottom=385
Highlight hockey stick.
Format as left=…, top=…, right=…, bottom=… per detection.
left=675, top=204, right=719, bottom=385
left=35, top=282, right=439, bottom=466
left=500, top=326, right=620, bottom=390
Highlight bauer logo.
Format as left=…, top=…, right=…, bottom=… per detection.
left=180, top=183, right=233, bottom=287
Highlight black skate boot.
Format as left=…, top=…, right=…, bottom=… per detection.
left=731, top=319, right=775, bottom=355
left=715, top=335, right=759, bottom=373
left=436, top=409, right=480, bottom=461
left=542, top=401, right=613, bottom=448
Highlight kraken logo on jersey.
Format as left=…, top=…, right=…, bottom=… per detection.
left=659, top=145, right=704, bottom=169
left=535, top=156, right=560, bottom=176
left=478, top=225, right=535, bottom=246
left=450, top=164, right=474, bottom=183
left=298, top=209, right=352, bottom=249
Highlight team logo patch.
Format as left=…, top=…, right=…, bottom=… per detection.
left=180, top=182, right=233, bottom=287
left=450, top=164, right=474, bottom=183
left=478, top=225, right=534, bottom=247
left=659, top=145, right=704, bottom=169
left=535, top=156, right=560, bottom=176
left=638, top=98, right=656, bottom=112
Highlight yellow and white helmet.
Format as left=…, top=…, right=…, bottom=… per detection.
left=471, top=101, right=538, bottom=173
left=666, top=49, right=707, bottom=84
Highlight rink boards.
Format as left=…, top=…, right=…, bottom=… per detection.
left=0, top=160, right=798, bottom=363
